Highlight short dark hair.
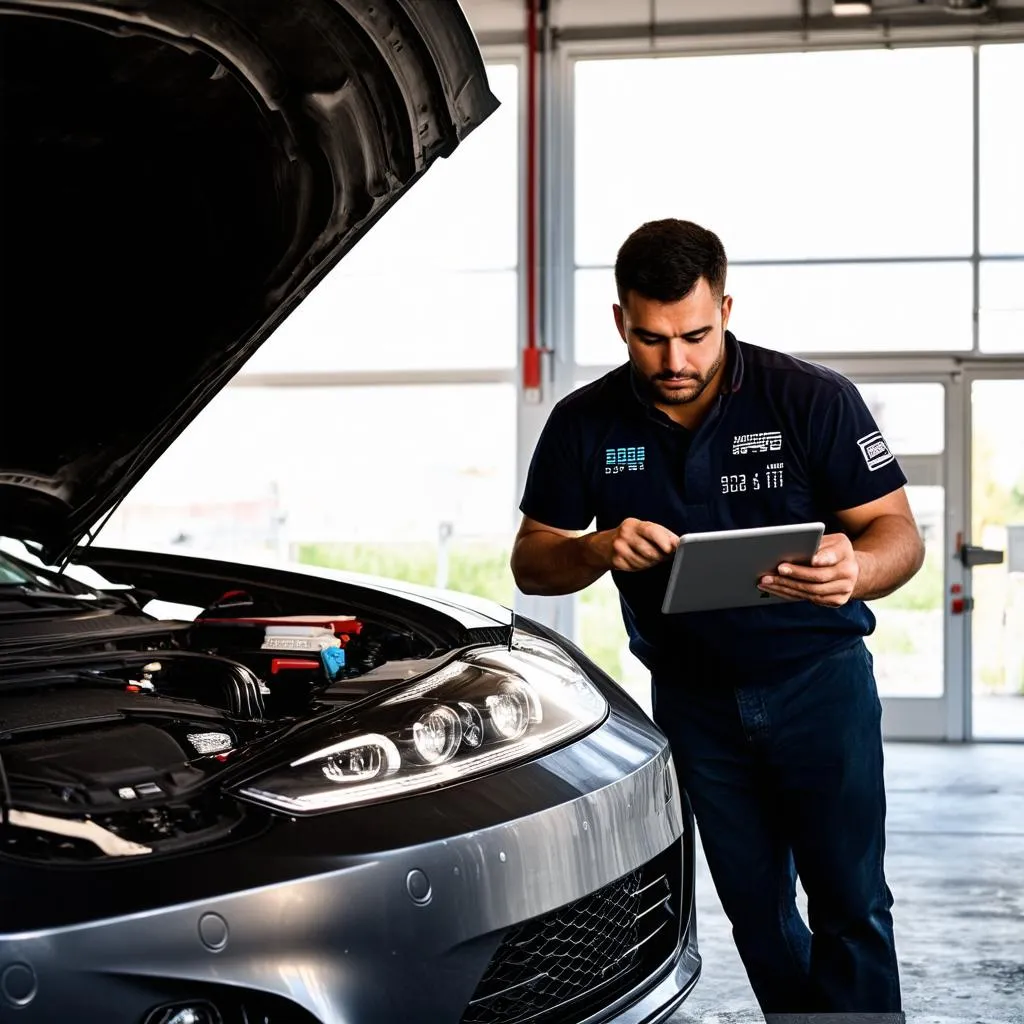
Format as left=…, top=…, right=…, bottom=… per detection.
left=614, top=219, right=727, bottom=305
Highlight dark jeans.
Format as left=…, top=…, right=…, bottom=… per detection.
left=652, top=641, right=902, bottom=1018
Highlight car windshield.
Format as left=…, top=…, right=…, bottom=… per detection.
left=0, top=554, right=35, bottom=586
left=0, top=543, right=114, bottom=605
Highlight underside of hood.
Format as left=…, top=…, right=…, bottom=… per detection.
left=0, top=0, right=498, bottom=563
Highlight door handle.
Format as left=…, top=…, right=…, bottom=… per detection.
left=958, top=544, right=1004, bottom=568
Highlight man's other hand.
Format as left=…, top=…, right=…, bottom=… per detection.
left=758, top=532, right=860, bottom=608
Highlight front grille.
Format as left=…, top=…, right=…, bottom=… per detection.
left=462, top=839, right=682, bottom=1024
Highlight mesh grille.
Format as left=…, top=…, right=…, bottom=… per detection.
left=462, top=840, right=682, bottom=1024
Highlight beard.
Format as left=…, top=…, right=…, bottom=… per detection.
left=630, top=340, right=725, bottom=407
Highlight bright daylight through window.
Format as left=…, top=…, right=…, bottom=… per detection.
left=101, top=64, right=521, bottom=606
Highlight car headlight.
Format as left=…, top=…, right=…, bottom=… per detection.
left=237, top=635, right=607, bottom=813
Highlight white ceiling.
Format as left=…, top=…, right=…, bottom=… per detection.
left=465, top=0, right=808, bottom=36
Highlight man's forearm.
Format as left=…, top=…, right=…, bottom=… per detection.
left=852, top=514, right=925, bottom=601
left=511, top=531, right=611, bottom=596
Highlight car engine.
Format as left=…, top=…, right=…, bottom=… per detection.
left=0, top=592, right=432, bottom=862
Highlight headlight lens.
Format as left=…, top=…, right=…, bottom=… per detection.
left=411, top=704, right=462, bottom=765
left=486, top=681, right=533, bottom=741
left=238, top=634, right=607, bottom=813
left=307, top=735, right=400, bottom=783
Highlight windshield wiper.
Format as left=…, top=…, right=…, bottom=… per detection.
left=0, top=585, right=97, bottom=600
left=0, top=583, right=129, bottom=612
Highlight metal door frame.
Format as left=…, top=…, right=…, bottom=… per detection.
left=960, top=367, right=1024, bottom=742
left=835, top=365, right=965, bottom=741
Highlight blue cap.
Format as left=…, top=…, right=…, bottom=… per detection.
left=320, top=646, right=346, bottom=680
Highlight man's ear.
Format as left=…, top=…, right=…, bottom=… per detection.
left=721, top=294, right=733, bottom=332
left=613, top=303, right=627, bottom=343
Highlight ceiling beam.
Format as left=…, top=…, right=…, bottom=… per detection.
left=475, top=6, right=1024, bottom=50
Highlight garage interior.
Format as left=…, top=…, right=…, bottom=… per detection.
left=90, top=0, right=1024, bottom=1020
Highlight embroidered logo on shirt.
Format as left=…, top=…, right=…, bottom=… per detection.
left=733, top=430, right=782, bottom=455
left=857, top=431, right=895, bottom=472
left=605, top=446, right=645, bottom=475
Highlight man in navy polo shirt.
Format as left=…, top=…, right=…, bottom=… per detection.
left=511, top=219, right=924, bottom=1019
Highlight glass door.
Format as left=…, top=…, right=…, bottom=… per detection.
left=967, top=377, right=1024, bottom=741
left=847, top=380, right=952, bottom=740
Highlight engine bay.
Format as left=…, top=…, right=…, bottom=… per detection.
left=0, top=587, right=438, bottom=863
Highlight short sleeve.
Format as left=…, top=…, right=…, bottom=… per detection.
left=811, top=382, right=908, bottom=511
left=519, top=403, right=595, bottom=531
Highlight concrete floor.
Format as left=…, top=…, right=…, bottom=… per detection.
left=668, top=743, right=1024, bottom=1024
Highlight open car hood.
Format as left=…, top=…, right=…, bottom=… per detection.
left=0, top=0, right=498, bottom=564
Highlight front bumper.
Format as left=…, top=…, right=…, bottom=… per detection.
left=0, top=711, right=699, bottom=1023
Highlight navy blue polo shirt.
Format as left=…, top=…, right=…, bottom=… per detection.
left=519, top=331, right=908, bottom=686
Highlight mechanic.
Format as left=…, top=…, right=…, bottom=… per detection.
left=510, top=219, right=923, bottom=1020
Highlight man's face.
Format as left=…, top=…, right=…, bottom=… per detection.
left=613, top=278, right=733, bottom=408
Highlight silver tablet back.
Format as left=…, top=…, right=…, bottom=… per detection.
left=661, top=522, right=825, bottom=614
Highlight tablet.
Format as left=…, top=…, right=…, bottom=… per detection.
left=661, top=522, right=825, bottom=614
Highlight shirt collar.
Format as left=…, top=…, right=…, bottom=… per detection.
left=722, top=330, right=744, bottom=395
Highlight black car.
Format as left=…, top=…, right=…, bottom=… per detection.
left=0, top=2, right=701, bottom=1022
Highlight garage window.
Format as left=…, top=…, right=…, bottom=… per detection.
left=574, top=48, right=973, bottom=267
left=980, top=43, right=1024, bottom=353
left=102, top=63, right=520, bottom=605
